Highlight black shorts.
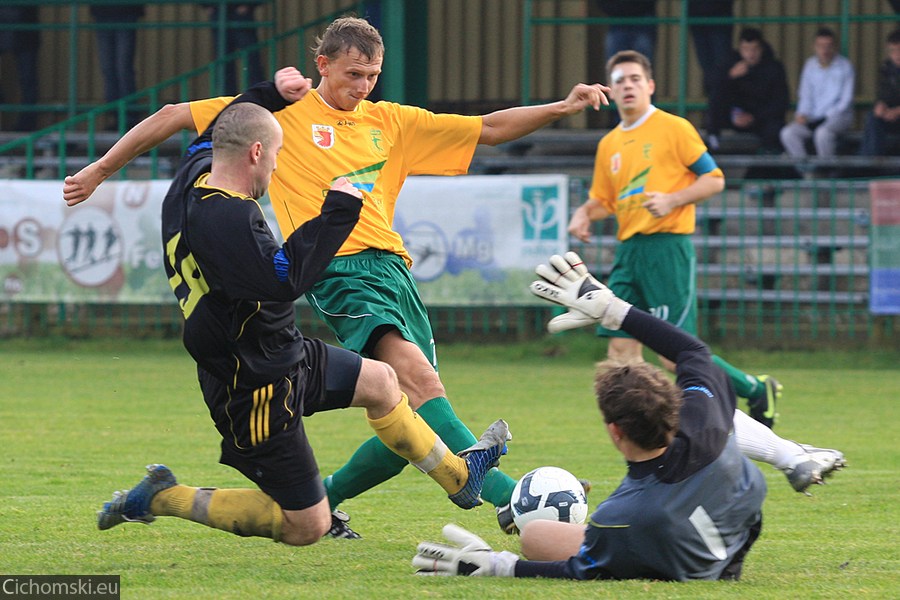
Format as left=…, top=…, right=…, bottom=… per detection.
left=198, top=338, right=362, bottom=510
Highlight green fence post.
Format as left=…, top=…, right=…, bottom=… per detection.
left=68, top=3, right=79, bottom=120
left=521, top=0, right=534, bottom=105
left=381, top=0, right=407, bottom=104
left=676, top=0, right=689, bottom=117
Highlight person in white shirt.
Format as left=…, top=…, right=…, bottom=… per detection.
left=780, top=27, right=855, bottom=164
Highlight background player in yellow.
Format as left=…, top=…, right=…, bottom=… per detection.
left=63, top=16, right=612, bottom=536
left=567, top=50, right=782, bottom=429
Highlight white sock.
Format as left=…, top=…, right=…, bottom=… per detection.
left=732, top=409, right=804, bottom=470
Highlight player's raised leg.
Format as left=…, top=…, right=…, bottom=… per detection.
left=323, top=329, right=519, bottom=517
left=732, top=409, right=845, bottom=494
left=354, top=357, right=510, bottom=509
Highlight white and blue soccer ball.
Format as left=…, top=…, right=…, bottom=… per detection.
left=510, top=466, right=589, bottom=530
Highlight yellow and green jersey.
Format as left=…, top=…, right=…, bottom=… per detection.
left=190, top=89, right=482, bottom=266
left=589, top=107, right=723, bottom=241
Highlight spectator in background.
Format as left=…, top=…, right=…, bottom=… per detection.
left=688, top=0, right=735, bottom=100
left=204, top=2, right=266, bottom=95
left=0, top=6, right=40, bottom=131
left=596, top=1, right=656, bottom=126
left=90, top=4, right=145, bottom=129
left=780, top=28, right=855, bottom=169
left=596, top=0, right=657, bottom=65
left=859, top=29, right=900, bottom=156
left=707, top=27, right=788, bottom=154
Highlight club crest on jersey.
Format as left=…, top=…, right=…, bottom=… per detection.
left=610, top=152, right=621, bottom=174
left=312, top=124, right=335, bottom=149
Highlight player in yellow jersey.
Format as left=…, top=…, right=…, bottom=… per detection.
left=63, top=16, right=611, bottom=537
left=568, top=50, right=783, bottom=430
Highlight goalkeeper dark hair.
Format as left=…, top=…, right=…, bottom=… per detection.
left=594, top=361, right=682, bottom=450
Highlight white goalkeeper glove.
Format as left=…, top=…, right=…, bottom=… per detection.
left=530, top=251, right=631, bottom=333
left=412, top=524, right=519, bottom=577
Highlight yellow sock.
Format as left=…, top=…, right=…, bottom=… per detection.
left=367, top=393, right=468, bottom=495
left=151, top=486, right=283, bottom=541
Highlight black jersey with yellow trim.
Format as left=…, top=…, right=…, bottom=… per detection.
left=160, top=81, right=362, bottom=388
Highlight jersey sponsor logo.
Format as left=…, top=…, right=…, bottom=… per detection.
left=370, top=128, right=384, bottom=152
left=610, top=152, right=621, bottom=174
left=618, top=166, right=650, bottom=202
left=312, top=124, right=335, bottom=149
left=333, top=161, right=386, bottom=194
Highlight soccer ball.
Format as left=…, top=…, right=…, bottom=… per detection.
left=510, top=466, right=589, bottom=530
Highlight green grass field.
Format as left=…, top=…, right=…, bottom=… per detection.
left=1, top=336, right=898, bottom=599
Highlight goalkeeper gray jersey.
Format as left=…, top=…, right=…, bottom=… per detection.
left=515, top=308, right=766, bottom=581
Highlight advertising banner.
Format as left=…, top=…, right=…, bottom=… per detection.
left=0, top=175, right=569, bottom=306
left=869, top=180, right=900, bottom=315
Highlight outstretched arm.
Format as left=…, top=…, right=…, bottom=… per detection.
left=63, top=103, right=195, bottom=206
left=478, top=83, right=610, bottom=146
left=62, top=67, right=311, bottom=207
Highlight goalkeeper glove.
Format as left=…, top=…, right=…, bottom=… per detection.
left=412, top=524, right=519, bottom=577
left=530, top=251, right=631, bottom=333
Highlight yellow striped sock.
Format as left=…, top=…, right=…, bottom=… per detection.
left=367, top=393, right=468, bottom=495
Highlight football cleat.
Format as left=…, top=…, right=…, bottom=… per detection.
left=782, top=459, right=825, bottom=495
left=327, top=509, right=361, bottom=540
left=782, top=444, right=846, bottom=495
left=577, top=478, right=592, bottom=497
left=97, top=464, right=177, bottom=530
left=798, top=444, right=847, bottom=479
left=496, top=503, right=518, bottom=535
left=449, top=419, right=511, bottom=510
left=748, top=374, right=782, bottom=428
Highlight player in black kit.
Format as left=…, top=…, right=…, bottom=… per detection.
left=414, top=252, right=765, bottom=580
left=93, top=67, right=509, bottom=546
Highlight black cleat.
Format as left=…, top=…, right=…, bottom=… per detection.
left=327, top=509, right=361, bottom=539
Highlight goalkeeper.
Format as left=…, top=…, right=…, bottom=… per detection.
left=413, top=252, right=766, bottom=580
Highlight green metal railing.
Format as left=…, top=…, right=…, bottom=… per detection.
left=520, top=0, right=900, bottom=114
left=565, top=177, right=883, bottom=346
left=0, top=2, right=365, bottom=180
left=0, top=1, right=278, bottom=124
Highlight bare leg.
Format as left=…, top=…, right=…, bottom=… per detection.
left=520, top=520, right=585, bottom=561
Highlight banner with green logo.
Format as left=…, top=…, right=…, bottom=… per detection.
left=0, top=175, right=569, bottom=305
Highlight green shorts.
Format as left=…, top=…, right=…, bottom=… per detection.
left=306, top=250, right=438, bottom=368
left=601, top=233, right=697, bottom=337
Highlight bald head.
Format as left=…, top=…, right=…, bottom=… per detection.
left=209, top=103, right=283, bottom=199
left=212, top=103, right=281, bottom=160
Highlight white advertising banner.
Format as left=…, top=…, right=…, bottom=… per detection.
left=394, top=175, right=570, bottom=305
left=0, top=179, right=172, bottom=303
left=0, top=175, right=569, bottom=305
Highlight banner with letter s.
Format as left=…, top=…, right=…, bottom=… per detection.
left=0, top=175, right=569, bottom=305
